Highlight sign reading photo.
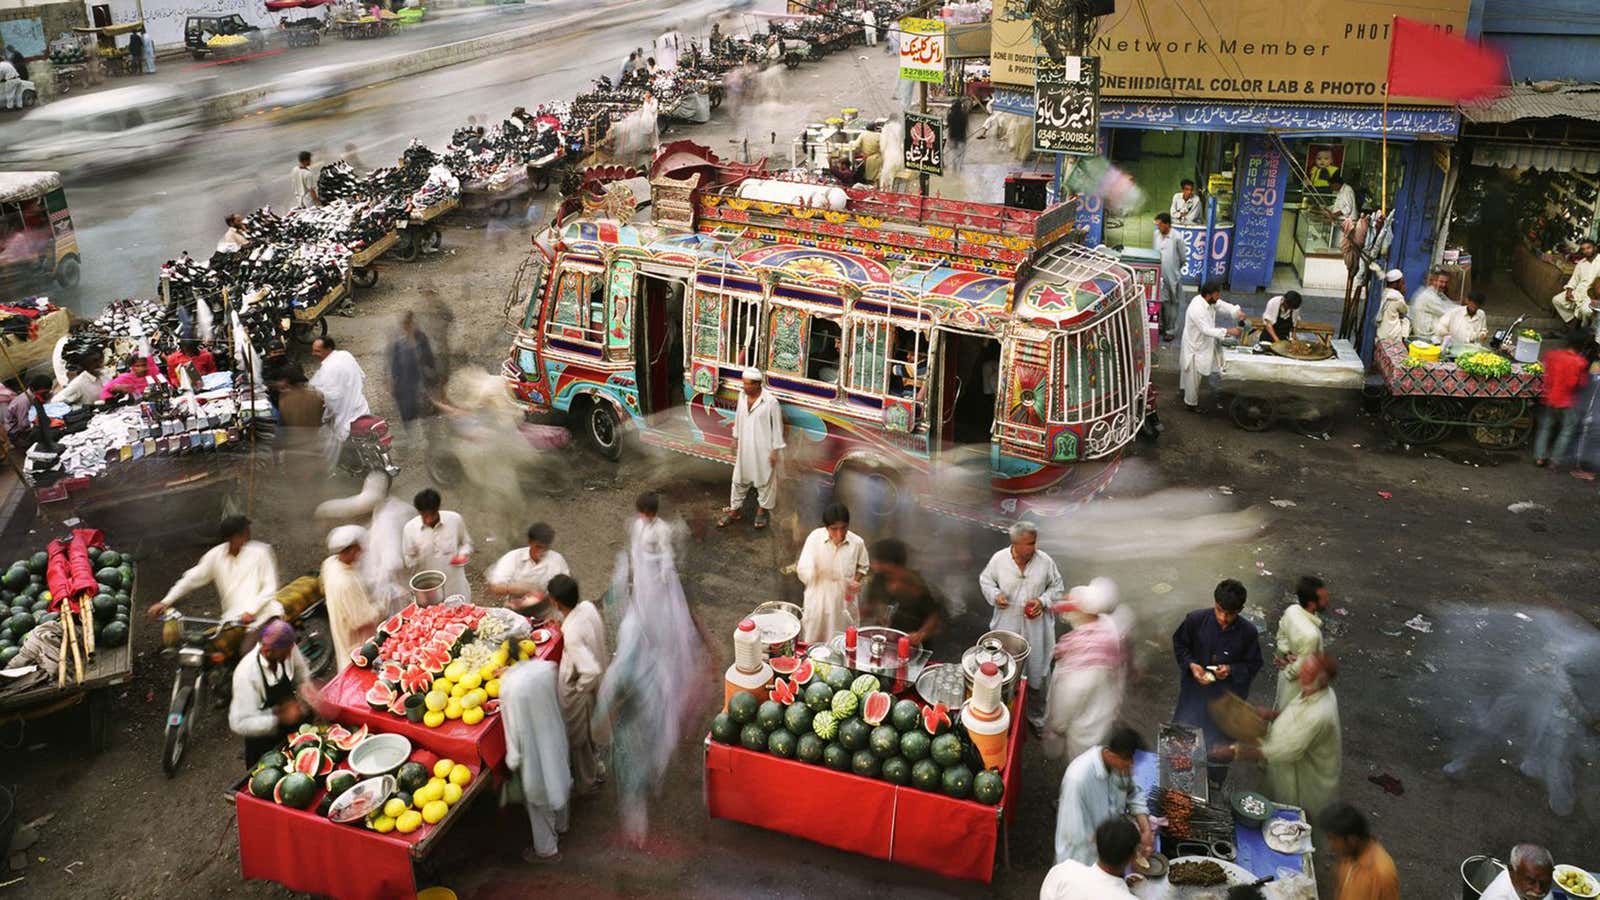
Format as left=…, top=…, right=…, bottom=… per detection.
left=1034, top=56, right=1099, bottom=156
left=903, top=111, right=945, bottom=176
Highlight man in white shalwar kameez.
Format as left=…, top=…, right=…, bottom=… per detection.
left=150, top=516, right=282, bottom=629
left=1275, top=576, right=1327, bottom=710
left=979, top=521, right=1065, bottom=729
left=719, top=368, right=785, bottom=530
left=1375, top=269, right=1411, bottom=344
left=1553, top=238, right=1600, bottom=326
left=500, top=659, right=572, bottom=862
left=1178, top=282, right=1245, bottom=412
left=321, top=525, right=381, bottom=672
left=1434, top=291, right=1489, bottom=348
left=1042, top=577, right=1131, bottom=762
left=1153, top=213, right=1187, bottom=341
left=402, top=488, right=473, bottom=602
left=1211, top=652, right=1342, bottom=816
left=309, top=337, right=371, bottom=466
left=548, top=574, right=609, bottom=794
left=796, top=502, right=870, bottom=644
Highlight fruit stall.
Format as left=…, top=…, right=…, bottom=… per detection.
left=705, top=652, right=1024, bottom=883
left=0, top=531, right=136, bottom=753
left=234, top=721, right=485, bottom=900
left=318, top=601, right=564, bottom=772
left=1375, top=337, right=1545, bottom=449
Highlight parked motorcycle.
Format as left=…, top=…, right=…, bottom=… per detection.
left=338, top=414, right=400, bottom=479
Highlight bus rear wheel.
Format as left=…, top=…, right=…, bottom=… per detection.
left=583, top=401, right=622, bottom=461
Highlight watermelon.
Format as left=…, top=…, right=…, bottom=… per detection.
left=418, top=646, right=450, bottom=674
left=811, top=710, right=838, bottom=740
left=767, top=729, right=797, bottom=758
left=387, top=693, right=409, bottom=717
left=710, top=713, right=738, bottom=744
left=334, top=725, right=368, bottom=752
left=869, top=725, right=900, bottom=759
left=825, top=667, right=853, bottom=691
left=922, top=702, right=952, bottom=735
left=911, top=759, right=943, bottom=791
left=325, top=770, right=358, bottom=799
left=882, top=756, right=912, bottom=785
left=400, top=665, right=432, bottom=694
left=830, top=690, right=859, bottom=719
left=99, top=550, right=121, bottom=568
left=254, top=750, right=289, bottom=773
left=98, top=621, right=128, bottom=647
left=796, top=733, right=824, bottom=764
left=29, top=552, right=49, bottom=574
left=727, top=691, right=760, bottom=724
left=822, top=742, right=852, bottom=771
left=770, top=677, right=796, bottom=706
left=861, top=691, right=893, bottom=726
left=325, top=725, right=352, bottom=747
left=250, top=767, right=285, bottom=798
left=930, top=733, right=964, bottom=767
left=739, top=723, right=767, bottom=752
left=396, top=762, right=429, bottom=792
left=851, top=749, right=881, bottom=778
left=378, top=612, right=406, bottom=637
left=803, top=682, right=834, bottom=712
left=769, top=655, right=799, bottom=677
left=94, top=567, right=122, bottom=589
left=900, top=730, right=931, bottom=762
left=318, top=753, right=336, bottom=776
left=365, top=681, right=397, bottom=710
left=838, top=718, right=871, bottom=752
left=783, top=702, right=814, bottom=736
left=973, top=770, right=1004, bottom=805
left=941, top=765, right=974, bottom=799
left=351, top=644, right=373, bottom=668
left=791, top=659, right=814, bottom=685
left=289, top=732, right=322, bottom=751
left=277, top=772, right=319, bottom=809
left=292, top=746, right=322, bottom=776
left=756, top=700, right=785, bottom=733
left=850, top=673, right=880, bottom=698
left=2, top=568, right=27, bottom=592
left=377, top=662, right=404, bottom=685
left=408, top=747, right=439, bottom=771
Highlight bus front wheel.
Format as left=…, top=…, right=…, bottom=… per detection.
left=583, top=402, right=622, bottom=461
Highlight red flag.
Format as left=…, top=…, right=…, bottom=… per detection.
left=1387, top=17, right=1507, bottom=103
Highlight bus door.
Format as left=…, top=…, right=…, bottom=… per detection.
left=934, top=328, right=1002, bottom=453
left=633, top=267, right=688, bottom=415
left=993, top=327, right=1055, bottom=464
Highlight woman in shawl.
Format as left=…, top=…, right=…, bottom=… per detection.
left=500, top=660, right=571, bottom=862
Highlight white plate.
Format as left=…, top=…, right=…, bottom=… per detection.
left=531, top=628, right=553, bottom=643
left=1130, top=856, right=1257, bottom=899
left=1556, top=865, right=1600, bottom=898
left=328, top=774, right=394, bottom=823
left=347, top=733, right=412, bottom=777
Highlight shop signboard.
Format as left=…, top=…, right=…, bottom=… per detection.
left=1231, top=135, right=1289, bottom=292
left=898, top=18, right=946, bottom=84
left=989, top=0, right=1471, bottom=105
left=903, top=111, right=945, bottom=176
left=1033, top=56, right=1099, bottom=156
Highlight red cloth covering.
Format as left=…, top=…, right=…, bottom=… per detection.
left=319, top=626, right=564, bottom=773
left=237, top=741, right=482, bottom=900
left=706, top=682, right=1027, bottom=883
left=44, top=529, right=104, bottom=613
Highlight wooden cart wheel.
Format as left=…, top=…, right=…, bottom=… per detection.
left=392, top=230, right=420, bottom=262
left=1383, top=396, right=1454, bottom=445
left=291, top=316, right=328, bottom=347
left=351, top=266, right=378, bottom=289
left=1467, top=399, right=1533, bottom=449
left=531, top=171, right=551, bottom=192
left=489, top=198, right=512, bottom=217
left=1228, top=394, right=1276, bottom=432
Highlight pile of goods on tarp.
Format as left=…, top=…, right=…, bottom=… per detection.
left=350, top=602, right=539, bottom=728
left=317, top=142, right=459, bottom=214
left=0, top=541, right=133, bottom=667
left=440, top=115, right=563, bottom=186
left=710, top=658, right=1005, bottom=805
left=0, top=296, right=59, bottom=340
left=247, top=723, right=474, bottom=834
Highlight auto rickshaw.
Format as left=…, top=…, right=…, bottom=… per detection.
left=0, top=171, right=80, bottom=289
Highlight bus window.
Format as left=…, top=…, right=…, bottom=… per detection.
left=689, top=289, right=761, bottom=368
left=848, top=319, right=927, bottom=401
left=545, top=269, right=605, bottom=344
left=767, top=306, right=842, bottom=386
left=806, top=318, right=842, bottom=383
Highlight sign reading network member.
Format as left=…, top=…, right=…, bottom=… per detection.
left=898, top=18, right=946, bottom=83
left=1033, top=56, right=1099, bottom=156
left=903, top=111, right=945, bottom=176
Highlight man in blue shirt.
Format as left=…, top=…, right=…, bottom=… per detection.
left=1172, top=579, right=1264, bottom=788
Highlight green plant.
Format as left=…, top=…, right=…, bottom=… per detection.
left=1518, top=328, right=1540, bottom=340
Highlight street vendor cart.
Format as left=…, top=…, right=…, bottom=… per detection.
left=1374, top=338, right=1542, bottom=449
left=1219, top=326, right=1366, bottom=434
left=348, top=228, right=399, bottom=289
left=462, top=166, right=532, bottom=218
left=0, top=299, right=72, bottom=385
left=393, top=196, right=457, bottom=262
left=291, top=275, right=350, bottom=345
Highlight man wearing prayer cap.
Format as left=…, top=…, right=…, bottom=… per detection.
left=1375, top=269, right=1411, bottom=343
left=1041, top=576, right=1133, bottom=761
left=718, top=367, right=786, bottom=530
left=228, top=618, right=313, bottom=762
left=322, top=525, right=381, bottom=671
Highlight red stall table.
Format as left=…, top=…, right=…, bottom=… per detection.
left=706, top=682, right=1026, bottom=883
left=319, top=624, right=564, bottom=772
left=234, top=738, right=486, bottom=900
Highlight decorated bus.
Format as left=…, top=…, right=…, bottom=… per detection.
left=502, top=142, right=1152, bottom=523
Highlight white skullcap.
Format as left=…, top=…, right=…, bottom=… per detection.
left=1384, top=269, right=1404, bottom=283
left=327, top=524, right=367, bottom=552
left=1067, top=576, right=1119, bottom=615
left=743, top=367, right=764, bottom=382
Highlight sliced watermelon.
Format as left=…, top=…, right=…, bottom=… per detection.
left=769, top=656, right=799, bottom=677
left=326, top=724, right=352, bottom=746
left=272, top=778, right=288, bottom=805
left=418, top=647, right=450, bottom=674
left=482, top=698, right=500, bottom=715
left=292, top=746, right=322, bottom=776
left=377, top=661, right=405, bottom=685
left=771, top=677, right=796, bottom=705
left=862, top=691, right=893, bottom=726
left=400, top=601, right=420, bottom=620
left=387, top=692, right=410, bottom=717
left=400, top=665, right=432, bottom=694
left=289, top=732, right=322, bottom=751
left=318, top=752, right=335, bottom=776
left=922, top=702, right=952, bottom=736
left=365, top=681, right=397, bottom=710
left=350, top=644, right=372, bottom=668
left=791, top=659, right=815, bottom=685
left=379, top=612, right=407, bottom=638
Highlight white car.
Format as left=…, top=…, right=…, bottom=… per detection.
left=1, top=84, right=201, bottom=176
left=241, top=65, right=353, bottom=122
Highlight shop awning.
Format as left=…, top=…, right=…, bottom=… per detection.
left=1470, top=143, right=1600, bottom=173
left=1460, top=82, right=1600, bottom=125
left=71, top=21, right=144, bottom=36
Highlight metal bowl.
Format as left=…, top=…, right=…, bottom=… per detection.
left=348, top=733, right=412, bottom=777
left=978, top=628, right=1030, bottom=674
left=328, top=774, right=395, bottom=823
left=1231, top=789, right=1272, bottom=828
left=409, top=570, right=446, bottom=605
left=961, top=638, right=1019, bottom=696
left=748, top=601, right=801, bottom=656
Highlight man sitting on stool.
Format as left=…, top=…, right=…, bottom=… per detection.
left=229, top=619, right=314, bottom=763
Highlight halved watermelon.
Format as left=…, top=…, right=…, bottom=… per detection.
left=292, top=746, right=322, bottom=776
left=771, top=677, right=796, bottom=705
left=769, top=656, right=799, bottom=677
left=351, top=644, right=372, bottom=668
left=326, top=724, right=352, bottom=746
left=318, top=752, right=336, bottom=777
left=338, top=724, right=369, bottom=752
left=791, top=659, right=815, bottom=685
left=365, top=681, right=397, bottom=710
left=289, top=732, right=322, bottom=752
left=862, top=691, right=893, bottom=726
left=378, top=612, right=407, bottom=638
left=387, top=692, right=410, bottom=717
left=377, top=661, right=405, bottom=685
left=400, top=665, right=432, bottom=694
left=922, top=702, right=952, bottom=736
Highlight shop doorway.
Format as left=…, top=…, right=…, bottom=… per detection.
left=936, top=330, right=1000, bottom=451
left=634, top=273, right=686, bottom=416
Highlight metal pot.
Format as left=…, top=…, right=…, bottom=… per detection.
left=1460, top=855, right=1504, bottom=900
left=409, top=570, right=445, bottom=606
left=961, top=637, right=1019, bottom=701
left=748, top=601, right=801, bottom=658
left=979, top=628, right=1030, bottom=677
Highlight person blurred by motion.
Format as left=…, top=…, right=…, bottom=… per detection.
left=1408, top=268, right=1456, bottom=339
left=1532, top=332, right=1590, bottom=469
left=1433, top=291, right=1488, bottom=348
left=1041, top=817, right=1140, bottom=898
left=1053, top=726, right=1152, bottom=867
left=388, top=311, right=436, bottom=446
left=149, top=515, right=282, bottom=631
left=549, top=573, right=609, bottom=795
left=309, top=336, right=370, bottom=468
left=321, top=525, right=381, bottom=671
left=499, top=659, right=571, bottom=863
left=291, top=150, right=320, bottom=208
left=401, top=488, right=471, bottom=602
left=857, top=537, right=944, bottom=646
left=272, top=367, right=324, bottom=474
left=228, top=619, right=312, bottom=763
left=486, top=523, right=570, bottom=614
left=979, top=521, right=1063, bottom=730
left=1152, top=212, right=1186, bottom=342
left=718, top=368, right=785, bottom=530
left=1480, top=843, right=1554, bottom=900
left=1172, top=578, right=1263, bottom=787
left=1274, top=575, right=1327, bottom=709
left=795, top=502, right=869, bottom=644
left=1042, top=577, right=1130, bottom=762
left=1321, top=802, right=1399, bottom=900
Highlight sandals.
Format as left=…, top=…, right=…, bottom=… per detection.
left=716, top=510, right=740, bottom=527
left=754, top=510, right=770, bottom=529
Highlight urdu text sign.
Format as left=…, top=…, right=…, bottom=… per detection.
left=898, top=18, right=946, bottom=83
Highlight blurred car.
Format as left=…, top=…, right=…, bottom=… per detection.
left=0, top=84, right=200, bottom=176
left=242, top=64, right=353, bottom=122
